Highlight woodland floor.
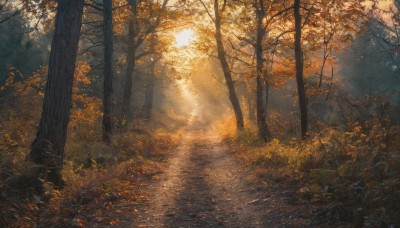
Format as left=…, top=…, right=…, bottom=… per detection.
left=35, top=114, right=347, bottom=228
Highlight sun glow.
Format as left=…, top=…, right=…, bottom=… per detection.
left=175, top=29, right=195, bottom=47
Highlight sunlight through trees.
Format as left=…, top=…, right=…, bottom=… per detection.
left=1, top=0, right=400, bottom=226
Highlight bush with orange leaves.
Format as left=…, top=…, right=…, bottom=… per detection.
left=224, top=96, right=400, bottom=226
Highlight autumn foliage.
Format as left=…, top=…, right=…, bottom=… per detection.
left=1, top=0, right=400, bottom=227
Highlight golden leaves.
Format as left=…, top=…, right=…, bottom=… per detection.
left=113, top=0, right=130, bottom=36
left=74, top=61, right=92, bottom=86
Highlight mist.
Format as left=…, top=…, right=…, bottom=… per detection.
left=2, top=1, right=400, bottom=226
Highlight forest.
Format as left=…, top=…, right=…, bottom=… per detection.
left=0, top=0, right=400, bottom=227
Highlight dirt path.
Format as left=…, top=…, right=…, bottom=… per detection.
left=37, top=113, right=325, bottom=227
left=129, top=116, right=318, bottom=228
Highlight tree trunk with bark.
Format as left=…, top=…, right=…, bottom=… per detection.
left=255, top=0, right=270, bottom=142
left=28, top=0, right=84, bottom=186
left=213, top=0, right=244, bottom=131
left=120, top=0, right=138, bottom=127
left=294, top=0, right=308, bottom=139
left=102, top=0, right=114, bottom=143
left=244, top=82, right=256, bottom=122
left=143, top=60, right=156, bottom=121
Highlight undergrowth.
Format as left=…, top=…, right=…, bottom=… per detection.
left=221, top=106, right=400, bottom=226
left=0, top=64, right=181, bottom=226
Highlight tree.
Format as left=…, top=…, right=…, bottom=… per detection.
left=254, top=0, right=270, bottom=141
left=142, top=56, right=160, bottom=121
left=234, top=0, right=292, bottom=140
left=0, top=17, right=49, bottom=87
left=28, top=0, right=84, bottom=185
left=226, top=0, right=362, bottom=138
left=102, top=0, right=114, bottom=143
left=294, top=0, right=308, bottom=139
left=340, top=22, right=400, bottom=98
left=207, top=0, right=244, bottom=131
left=120, top=0, right=139, bottom=127
left=369, top=0, right=400, bottom=73
left=243, top=81, right=256, bottom=122
left=120, top=0, right=168, bottom=127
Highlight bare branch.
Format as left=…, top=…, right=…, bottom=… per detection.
left=0, top=9, right=21, bottom=24
left=199, top=0, right=215, bottom=23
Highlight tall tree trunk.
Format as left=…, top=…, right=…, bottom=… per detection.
left=120, top=0, right=138, bottom=127
left=213, top=0, right=244, bottom=131
left=28, top=0, right=84, bottom=186
left=102, top=0, right=114, bottom=142
left=143, top=60, right=156, bottom=121
left=294, top=0, right=308, bottom=139
left=244, top=82, right=256, bottom=122
left=255, top=0, right=270, bottom=142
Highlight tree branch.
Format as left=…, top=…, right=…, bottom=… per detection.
left=199, top=0, right=216, bottom=23
left=0, top=9, right=21, bottom=24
